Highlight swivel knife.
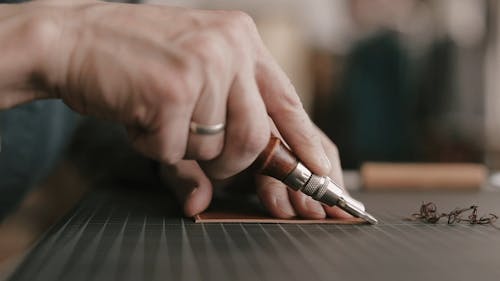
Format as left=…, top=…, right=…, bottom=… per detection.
left=255, top=136, right=378, bottom=224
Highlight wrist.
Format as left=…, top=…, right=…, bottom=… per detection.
left=36, top=1, right=100, bottom=102
left=0, top=2, right=65, bottom=108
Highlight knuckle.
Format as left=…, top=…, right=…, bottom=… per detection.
left=203, top=125, right=269, bottom=180
left=130, top=104, right=149, bottom=127
left=227, top=10, right=256, bottom=31
left=192, top=35, right=222, bottom=66
left=192, top=143, right=223, bottom=161
left=131, top=136, right=183, bottom=166
left=185, top=36, right=231, bottom=88
left=221, top=11, right=258, bottom=46
left=330, top=141, right=340, bottom=157
left=155, top=63, right=198, bottom=107
left=236, top=126, right=269, bottom=157
left=184, top=11, right=204, bottom=29
left=205, top=163, right=240, bottom=180
left=158, top=149, right=183, bottom=165
left=169, top=84, right=196, bottom=108
left=199, top=162, right=224, bottom=180
left=273, top=90, right=305, bottom=117
left=23, top=14, right=60, bottom=50
left=191, top=35, right=213, bottom=56
left=281, top=82, right=303, bottom=108
left=183, top=33, right=228, bottom=78
left=19, top=13, right=62, bottom=69
left=206, top=169, right=230, bottom=181
left=154, top=134, right=185, bottom=165
left=179, top=56, right=203, bottom=93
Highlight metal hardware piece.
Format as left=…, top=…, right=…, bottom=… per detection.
left=283, top=163, right=378, bottom=224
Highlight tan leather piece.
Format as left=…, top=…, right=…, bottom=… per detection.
left=361, top=162, right=487, bottom=190
left=194, top=213, right=364, bottom=224
left=193, top=197, right=365, bottom=224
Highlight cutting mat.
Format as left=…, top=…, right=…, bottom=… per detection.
left=8, top=188, right=500, bottom=281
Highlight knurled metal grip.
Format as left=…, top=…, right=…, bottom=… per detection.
left=255, top=136, right=377, bottom=224
left=311, top=177, right=329, bottom=201
left=302, top=175, right=341, bottom=206
left=283, top=163, right=343, bottom=207
left=301, top=173, right=324, bottom=196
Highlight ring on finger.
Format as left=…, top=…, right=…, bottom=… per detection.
left=189, top=121, right=225, bottom=135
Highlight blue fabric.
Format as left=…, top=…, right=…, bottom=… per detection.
left=0, top=100, right=79, bottom=217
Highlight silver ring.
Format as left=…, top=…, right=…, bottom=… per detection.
left=189, top=121, right=225, bottom=135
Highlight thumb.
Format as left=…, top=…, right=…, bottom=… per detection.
left=160, top=160, right=213, bottom=217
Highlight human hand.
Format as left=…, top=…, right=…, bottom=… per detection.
left=161, top=126, right=352, bottom=219
left=9, top=1, right=331, bottom=183
left=41, top=1, right=332, bottom=179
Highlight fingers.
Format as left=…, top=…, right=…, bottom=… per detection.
left=160, top=160, right=213, bottom=217
left=255, top=52, right=330, bottom=176
left=201, top=70, right=270, bottom=179
left=324, top=205, right=353, bottom=219
left=184, top=77, right=228, bottom=161
left=316, top=127, right=353, bottom=218
left=128, top=104, right=192, bottom=165
left=184, top=31, right=233, bottom=161
left=287, top=190, right=326, bottom=219
left=255, top=121, right=352, bottom=219
left=255, top=175, right=296, bottom=218
left=317, top=125, right=344, bottom=186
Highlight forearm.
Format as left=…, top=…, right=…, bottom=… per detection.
left=0, top=3, right=60, bottom=109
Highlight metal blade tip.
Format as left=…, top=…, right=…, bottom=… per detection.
left=359, top=211, right=378, bottom=224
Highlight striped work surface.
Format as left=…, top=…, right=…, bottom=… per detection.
left=9, top=188, right=500, bottom=281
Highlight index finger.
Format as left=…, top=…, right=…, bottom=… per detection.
left=255, top=51, right=331, bottom=176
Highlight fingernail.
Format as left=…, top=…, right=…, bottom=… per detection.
left=185, top=186, right=198, bottom=199
left=321, top=153, right=331, bottom=173
left=174, top=180, right=198, bottom=202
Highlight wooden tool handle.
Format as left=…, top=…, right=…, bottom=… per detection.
left=361, top=162, right=487, bottom=190
left=254, top=136, right=298, bottom=181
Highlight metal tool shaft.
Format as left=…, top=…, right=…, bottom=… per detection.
left=255, top=136, right=378, bottom=224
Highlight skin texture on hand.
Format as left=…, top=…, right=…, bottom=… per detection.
left=0, top=3, right=60, bottom=108
left=162, top=126, right=352, bottom=219
left=43, top=1, right=329, bottom=175
left=0, top=1, right=342, bottom=218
